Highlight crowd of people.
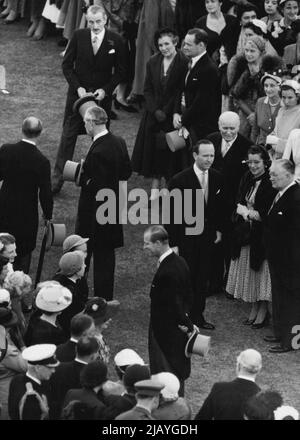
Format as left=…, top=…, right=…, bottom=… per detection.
left=1, top=0, right=300, bottom=421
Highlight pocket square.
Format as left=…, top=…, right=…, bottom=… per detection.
left=277, top=212, right=283, bottom=215
left=108, top=49, right=115, bottom=54
left=192, top=78, right=198, bottom=81
left=216, top=189, right=220, bottom=195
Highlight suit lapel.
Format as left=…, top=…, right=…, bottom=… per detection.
left=269, top=183, right=297, bottom=214
left=85, top=28, right=95, bottom=60
left=95, top=29, right=109, bottom=58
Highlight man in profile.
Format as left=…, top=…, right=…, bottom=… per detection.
left=75, top=106, right=131, bottom=300
left=0, top=117, right=53, bottom=273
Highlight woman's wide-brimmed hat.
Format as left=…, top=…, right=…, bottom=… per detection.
left=165, top=130, right=186, bottom=152
left=35, top=283, right=72, bottom=313
left=72, top=93, right=98, bottom=118
left=185, top=329, right=211, bottom=358
left=45, top=222, right=66, bottom=252
left=63, top=159, right=84, bottom=187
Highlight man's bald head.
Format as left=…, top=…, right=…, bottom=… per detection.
left=218, top=112, right=240, bottom=142
left=22, top=117, right=42, bottom=139
left=237, top=349, right=262, bottom=376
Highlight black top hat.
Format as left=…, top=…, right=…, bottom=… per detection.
left=72, top=93, right=98, bottom=114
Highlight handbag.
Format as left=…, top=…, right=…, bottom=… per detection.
left=165, top=130, right=187, bottom=152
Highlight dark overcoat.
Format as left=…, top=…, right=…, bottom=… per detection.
left=174, top=53, right=221, bottom=140
left=0, top=141, right=53, bottom=255
left=76, top=132, right=132, bottom=250
left=149, top=252, right=194, bottom=381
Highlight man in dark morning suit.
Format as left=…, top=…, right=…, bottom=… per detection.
left=264, top=160, right=300, bottom=353
left=75, top=106, right=132, bottom=300
left=166, top=140, right=224, bottom=330
left=8, top=344, right=58, bottom=420
left=0, top=117, right=53, bottom=273
left=50, top=336, right=99, bottom=419
left=143, top=225, right=195, bottom=397
left=195, top=349, right=262, bottom=420
left=55, top=314, right=95, bottom=362
left=207, top=111, right=251, bottom=294
left=173, top=28, right=220, bottom=148
left=52, top=4, right=126, bottom=194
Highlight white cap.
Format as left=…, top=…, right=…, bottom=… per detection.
left=274, top=406, right=299, bottom=420
left=152, top=372, right=180, bottom=399
left=114, top=349, right=144, bottom=367
left=0, top=288, right=10, bottom=305
left=22, top=344, right=59, bottom=367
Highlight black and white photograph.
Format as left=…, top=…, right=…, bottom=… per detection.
left=0, top=0, right=300, bottom=423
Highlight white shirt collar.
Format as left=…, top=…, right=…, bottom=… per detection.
left=158, top=248, right=173, bottom=265
left=22, top=138, right=36, bottom=146
left=278, top=181, right=297, bottom=198
left=93, top=129, right=109, bottom=142
left=221, top=135, right=237, bottom=148
left=74, top=358, right=88, bottom=365
left=237, top=374, right=255, bottom=383
left=193, top=163, right=208, bottom=179
left=191, top=51, right=207, bottom=68
left=91, top=28, right=105, bottom=44
left=26, top=372, right=41, bottom=385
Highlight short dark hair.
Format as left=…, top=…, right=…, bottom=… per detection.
left=22, top=117, right=42, bottom=139
left=70, top=314, right=94, bottom=338
left=187, top=28, right=208, bottom=46
left=154, top=27, right=179, bottom=50
left=244, top=393, right=274, bottom=420
left=236, top=3, right=258, bottom=21
left=255, top=390, right=283, bottom=412
left=144, top=225, right=169, bottom=244
left=80, top=360, right=107, bottom=389
left=192, top=139, right=214, bottom=155
left=76, top=336, right=99, bottom=358
left=248, top=145, right=271, bottom=168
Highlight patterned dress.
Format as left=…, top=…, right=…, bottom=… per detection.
left=226, top=180, right=272, bottom=302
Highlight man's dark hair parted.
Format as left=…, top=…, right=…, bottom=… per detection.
left=70, top=314, right=94, bottom=338
left=192, top=139, right=214, bottom=155
left=187, top=28, right=209, bottom=46
left=76, top=336, right=99, bottom=358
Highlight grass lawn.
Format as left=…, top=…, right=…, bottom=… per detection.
left=1, top=20, right=299, bottom=417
